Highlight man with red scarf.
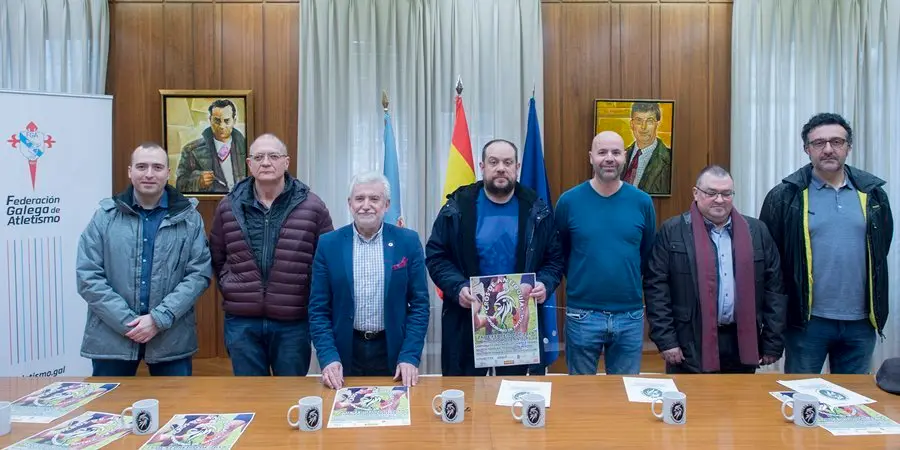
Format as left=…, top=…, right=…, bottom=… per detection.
left=644, top=165, right=787, bottom=373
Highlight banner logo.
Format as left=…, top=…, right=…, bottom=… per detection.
left=7, top=121, right=55, bottom=189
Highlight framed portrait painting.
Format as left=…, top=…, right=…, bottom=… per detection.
left=594, top=99, right=674, bottom=197
left=160, top=90, right=254, bottom=197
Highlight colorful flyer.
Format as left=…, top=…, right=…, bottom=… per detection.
left=327, top=386, right=411, bottom=428
left=11, top=383, right=120, bottom=424
left=138, top=413, right=254, bottom=450
left=470, top=273, right=540, bottom=368
left=4, top=411, right=130, bottom=450
left=817, top=404, right=900, bottom=436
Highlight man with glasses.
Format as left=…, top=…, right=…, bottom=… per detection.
left=760, top=113, right=893, bottom=374
left=176, top=99, right=248, bottom=193
left=645, top=165, right=786, bottom=374
left=621, top=102, right=672, bottom=196
left=210, top=133, right=334, bottom=376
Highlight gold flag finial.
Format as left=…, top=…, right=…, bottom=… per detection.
left=382, top=90, right=389, bottom=112
left=456, top=76, right=463, bottom=96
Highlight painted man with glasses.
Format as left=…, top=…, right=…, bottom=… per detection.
left=176, top=99, right=248, bottom=193
left=210, top=134, right=334, bottom=376
left=760, top=113, right=893, bottom=374
left=621, top=102, right=672, bottom=195
left=645, top=165, right=786, bottom=374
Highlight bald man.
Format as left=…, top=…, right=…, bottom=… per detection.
left=210, top=133, right=334, bottom=376
left=555, top=131, right=657, bottom=375
left=76, top=143, right=212, bottom=376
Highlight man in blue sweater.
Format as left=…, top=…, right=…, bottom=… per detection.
left=556, top=131, right=656, bottom=375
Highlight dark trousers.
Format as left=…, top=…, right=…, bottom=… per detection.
left=667, top=324, right=757, bottom=374
left=92, top=345, right=192, bottom=376
left=349, top=331, right=391, bottom=376
left=223, top=314, right=311, bottom=376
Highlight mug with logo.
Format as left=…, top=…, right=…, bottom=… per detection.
left=431, top=389, right=465, bottom=424
left=511, top=393, right=545, bottom=428
left=651, top=391, right=686, bottom=425
left=121, top=399, right=159, bottom=435
left=781, top=393, right=819, bottom=428
left=0, top=400, right=11, bottom=436
left=288, top=396, right=323, bottom=432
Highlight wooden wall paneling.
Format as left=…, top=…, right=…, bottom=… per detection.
left=659, top=4, right=709, bottom=221
left=560, top=2, right=611, bottom=191
left=108, top=3, right=166, bottom=193
left=221, top=3, right=265, bottom=148
left=618, top=4, right=654, bottom=99
left=164, top=4, right=194, bottom=90
left=541, top=3, right=563, bottom=203
left=263, top=3, right=300, bottom=175
left=192, top=3, right=221, bottom=89
left=708, top=2, right=732, bottom=168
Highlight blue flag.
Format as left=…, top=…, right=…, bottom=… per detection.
left=383, top=111, right=403, bottom=226
left=520, top=96, right=559, bottom=368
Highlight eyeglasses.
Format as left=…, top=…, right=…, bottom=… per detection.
left=695, top=186, right=735, bottom=200
left=249, top=153, right=287, bottom=163
left=806, top=138, right=848, bottom=151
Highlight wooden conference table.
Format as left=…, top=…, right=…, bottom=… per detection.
left=2, top=374, right=899, bottom=449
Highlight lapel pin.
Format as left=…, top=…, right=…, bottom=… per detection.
left=388, top=241, right=394, bottom=247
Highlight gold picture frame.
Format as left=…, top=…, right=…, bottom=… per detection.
left=594, top=99, right=674, bottom=197
left=160, top=89, right=254, bottom=197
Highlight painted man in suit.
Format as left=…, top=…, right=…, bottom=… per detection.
left=309, top=171, right=430, bottom=389
left=621, top=102, right=672, bottom=195
left=175, top=99, right=248, bottom=193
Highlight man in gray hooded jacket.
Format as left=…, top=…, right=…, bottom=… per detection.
left=76, top=143, right=212, bottom=376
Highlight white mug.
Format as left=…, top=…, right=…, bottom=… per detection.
left=782, top=393, right=819, bottom=427
left=651, top=391, right=686, bottom=425
left=432, top=389, right=465, bottom=424
left=288, top=396, right=323, bottom=431
left=511, top=393, right=545, bottom=428
left=0, top=400, right=10, bottom=436
left=121, top=399, right=159, bottom=435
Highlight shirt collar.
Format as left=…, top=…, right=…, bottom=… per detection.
left=133, top=190, right=168, bottom=211
left=638, top=139, right=658, bottom=155
left=353, top=223, right=384, bottom=243
left=810, top=167, right=853, bottom=191
left=703, top=215, right=732, bottom=234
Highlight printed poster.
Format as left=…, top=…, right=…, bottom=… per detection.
left=777, top=378, right=876, bottom=407
left=4, top=411, right=130, bottom=450
left=139, top=413, right=254, bottom=449
left=327, top=386, right=410, bottom=428
left=470, top=273, right=540, bottom=368
left=11, top=383, right=119, bottom=423
left=770, top=392, right=900, bottom=436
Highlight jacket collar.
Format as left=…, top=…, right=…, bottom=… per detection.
left=783, top=163, right=885, bottom=193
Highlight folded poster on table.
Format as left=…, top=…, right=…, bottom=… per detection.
left=470, top=273, right=540, bottom=369
left=10, top=383, right=120, bottom=424
left=817, top=404, right=900, bottom=436
left=622, top=377, right=679, bottom=403
left=777, top=378, right=875, bottom=407
left=327, top=386, right=411, bottom=428
left=495, top=380, right=553, bottom=407
left=4, top=411, right=131, bottom=450
left=139, top=413, right=254, bottom=449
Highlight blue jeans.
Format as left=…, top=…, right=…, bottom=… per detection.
left=565, top=307, right=644, bottom=375
left=92, top=345, right=192, bottom=376
left=224, top=314, right=311, bottom=376
left=785, top=316, right=876, bottom=374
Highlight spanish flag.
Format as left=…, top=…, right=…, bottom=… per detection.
left=441, top=95, right=475, bottom=202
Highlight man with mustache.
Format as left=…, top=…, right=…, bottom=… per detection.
left=644, top=166, right=786, bottom=374
left=621, top=102, right=671, bottom=196
left=426, top=139, right=564, bottom=376
left=760, top=113, right=893, bottom=374
left=556, top=131, right=656, bottom=375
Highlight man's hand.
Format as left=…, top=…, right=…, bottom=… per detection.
left=660, top=347, right=685, bottom=365
left=458, top=287, right=477, bottom=308
left=125, top=315, right=159, bottom=344
left=198, top=171, right=216, bottom=189
left=529, top=282, right=547, bottom=304
left=322, top=362, right=344, bottom=389
left=759, top=354, right=780, bottom=366
left=394, top=362, right=419, bottom=387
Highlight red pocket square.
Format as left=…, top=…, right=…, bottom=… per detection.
left=392, top=257, right=408, bottom=270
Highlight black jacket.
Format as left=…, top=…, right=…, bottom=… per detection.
left=644, top=212, right=787, bottom=373
left=759, top=164, right=893, bottom=334
left=425, top=182, right=564, bottom=375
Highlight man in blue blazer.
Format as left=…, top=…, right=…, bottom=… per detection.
left=309, top=172, right=430, bottom=389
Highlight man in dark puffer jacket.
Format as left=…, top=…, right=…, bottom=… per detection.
left=210, top=134, right=334, bottom=376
